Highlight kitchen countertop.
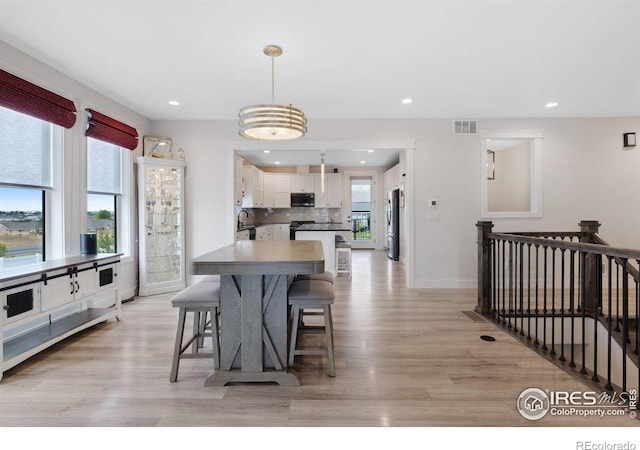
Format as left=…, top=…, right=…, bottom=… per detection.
left=295, top=223, right=351, bottom=232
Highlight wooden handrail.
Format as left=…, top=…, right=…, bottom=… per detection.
left=488, top=232, right=640, bottom=261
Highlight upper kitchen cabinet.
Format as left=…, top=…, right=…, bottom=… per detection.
left=234, top=155, right=245, bottom=207
left=137, top=157, right=186, bottom=296
left=242, top=165, right=264, bottom=208
left=290, top=174, right=315, bottom=193
left=315, top=173, right=343, bottom=208
left=274, top=174, right=291, bottom=207
left=263, top=173, right=291, bottom=208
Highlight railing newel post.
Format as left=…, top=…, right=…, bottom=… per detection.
left=476, top=221, right=494, bottom=316
left=579, top=220, right=601, bottom=316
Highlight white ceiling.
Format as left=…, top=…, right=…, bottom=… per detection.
left=1, top=0, right=639, bottom=167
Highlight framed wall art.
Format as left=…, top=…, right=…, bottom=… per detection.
left=143, top=136, right=172, bottom=158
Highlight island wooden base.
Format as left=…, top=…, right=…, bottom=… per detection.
left=204, top=369, right=300, bottom=386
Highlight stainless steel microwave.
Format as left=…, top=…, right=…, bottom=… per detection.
left=291, top=192, right=315, bottom=207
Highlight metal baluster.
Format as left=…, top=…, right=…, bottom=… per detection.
left=527, top=243, right=532, bottom=341
left=543, top=245, right=548, bottom=352
left=491, top=239, right=497, bottom=320
left=550, top=247, right=557, bottom=356
left=569, top=250, right=576, bottom=368
left=605, top=256, right=613, bottom=391
left=502, top=241, right=506, bottom=325
left=615, top=263, right=621, bottom=332
left=534, top=244, right=540, bottom=346
left=508, top=241, right=514, bottom=329
left=519, top=242, right=524, bottom=336
left=580, top=251, right=588, bottom=375
left=591, top=253, right=601, bottom=383
left=621, top=258, right=629, bottom=393
left=559, top=248, right=566, bottom=362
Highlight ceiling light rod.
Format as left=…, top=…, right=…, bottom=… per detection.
left=238, top=45, right=307, bottom=141
left=320, top=152, right=326, bottom=193
left=266, top=45, right=280, bottom=104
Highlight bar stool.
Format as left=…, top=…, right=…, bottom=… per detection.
left=294, top=271, right=335, bottom=284
left=288, top=279, right=336, bottom=377
left=335, top=237, right=352, bottom=278
left=169, top=281, right=220, bottom=382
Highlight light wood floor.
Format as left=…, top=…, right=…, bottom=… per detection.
left=0, top=250, right=637, bottom=430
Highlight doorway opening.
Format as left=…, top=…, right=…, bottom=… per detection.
left=349, top=177, right=374, bottom=249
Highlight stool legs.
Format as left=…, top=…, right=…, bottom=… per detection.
left=170, top=308, right=187, bottom=382
left=288, top=305, right=301, bottom=368
left=323, top=304, right=336, bottom=377
left=288, top=303, right=336, bottom=377
left=170, top=306, right=219, bottom=382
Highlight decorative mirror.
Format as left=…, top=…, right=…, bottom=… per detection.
left=480, top=129, right=543, bottom=218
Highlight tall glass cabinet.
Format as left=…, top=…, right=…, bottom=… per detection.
left=136, top=156, right=186, bottom=296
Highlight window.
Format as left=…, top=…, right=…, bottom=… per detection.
left=0, top=106, right=58, bottom=268
left=87, top=137, right=122, bottom=253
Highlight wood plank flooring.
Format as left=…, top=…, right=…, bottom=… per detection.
left=1, top=250, right=637, bottom=433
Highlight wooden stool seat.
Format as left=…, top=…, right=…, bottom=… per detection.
left=170, top=281, right=220, bottom=382
left=294, top=271, right=335, bottom=284
left=288, top=279, right=336, bottom=377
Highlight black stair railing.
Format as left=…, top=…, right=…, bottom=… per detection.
left=476, top=220, right=639, bottom=397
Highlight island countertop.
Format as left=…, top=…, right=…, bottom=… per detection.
left=295, top=223, right=351, bottom=232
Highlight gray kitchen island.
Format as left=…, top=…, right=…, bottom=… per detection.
left=191, top=240, right=324, bottom=386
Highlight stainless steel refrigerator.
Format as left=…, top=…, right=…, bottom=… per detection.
left=386, top=189, right=400, bottom=260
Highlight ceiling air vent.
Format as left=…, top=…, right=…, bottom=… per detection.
left=453, top=120, right=478, bottom=135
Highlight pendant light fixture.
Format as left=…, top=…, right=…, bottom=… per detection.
left=238, top=45, right=307, bottom=141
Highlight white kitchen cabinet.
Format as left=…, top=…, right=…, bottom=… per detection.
left=137, top=157, right=186, bottom=296
left=273, top=174, right=291, bottom=207
left=255, top=225, right=273, bottom=240
left=262, top=173, right=291, bottom=208
left=315, top=173, right=343, bottom=208
left=1, top=254, right=120, bottom=381
left=272, top=224, right=291, bottom=240
left=242, top=165, right=264, bottom=208
left=236, top=229, right=251, bottom=241
left=290, top=174, right=315, bottom=193
left=234, top=155, right=245, bottom=207
left=263, top=173, right=274, bottom=207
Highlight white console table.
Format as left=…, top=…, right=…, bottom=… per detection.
left=0, top=253, right=121, bottom=381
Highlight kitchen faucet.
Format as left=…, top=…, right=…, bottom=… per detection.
left=237, top=210, right=249, bottom=229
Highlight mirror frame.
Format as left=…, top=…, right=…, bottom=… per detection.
left=480, top=129, right=543, bottom=219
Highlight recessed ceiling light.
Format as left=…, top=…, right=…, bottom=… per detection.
left=168, top=100, right=180, bottom=106
left=367, top=149, right=375, bottom=153
left=263, top=150, right=271, bottom=153
left=545, top=102, right=558, bottom=108
left=401, top=98, right=413, bottom=104
left=360, top=160, right=366, bottom=164
left=275, top=161, right=280, bottom=165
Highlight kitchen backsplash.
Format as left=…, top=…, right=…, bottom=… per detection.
left=241, top=207, right=342, bottom=226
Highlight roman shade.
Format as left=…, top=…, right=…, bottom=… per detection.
left=0, top=68, right=77, bottom=128
left=87, top=137, right=122, bottom=195
left=85, top=108, right=138, bottom=150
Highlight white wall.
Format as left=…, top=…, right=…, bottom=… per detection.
left=150, top=117, right=640, bottom=290
left=149, top=121, right=236, bottom=284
